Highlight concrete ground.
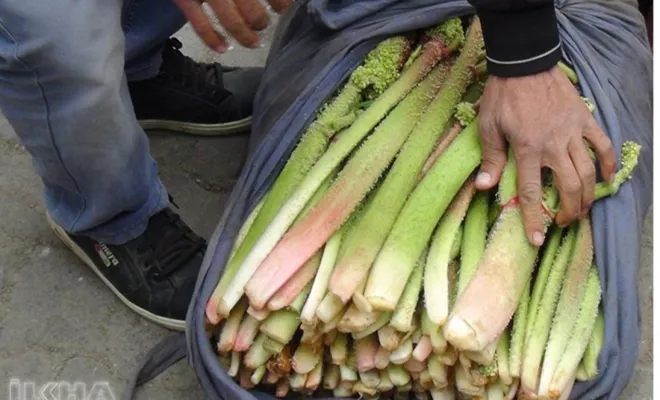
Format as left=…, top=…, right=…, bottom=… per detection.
left=0, top=19, right=653, bottom=400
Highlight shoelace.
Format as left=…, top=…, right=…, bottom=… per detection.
left=160, top=38, right=229, bottom=101
left=138, top=208, right=206, bottom=280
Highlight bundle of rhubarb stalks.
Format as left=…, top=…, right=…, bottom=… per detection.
left=205, top=16, right=641, bottom=400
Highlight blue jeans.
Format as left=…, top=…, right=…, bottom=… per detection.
left=0, top=0, right=188, bottom=244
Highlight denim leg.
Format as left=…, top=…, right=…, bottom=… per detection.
left=0, top=0, right=169, bottom=244
left=122, top=0, right=188, bottom=81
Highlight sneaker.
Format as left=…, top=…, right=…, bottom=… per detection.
left=47, top=208, right=206, bottom=331
left=128, top=38, right=262, bottom=136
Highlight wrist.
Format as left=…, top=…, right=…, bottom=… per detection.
left=477, top=4, right=562, bottom=77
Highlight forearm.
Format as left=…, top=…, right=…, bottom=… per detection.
left=468, top=0, right=561, bottom=77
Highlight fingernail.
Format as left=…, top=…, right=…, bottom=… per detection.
left=214, top=44, right=227, bottom=53
left=476, top=171, right=491, bottom=187
left=226, top=45, right=235, bottom=51
left=533, top=231, right=545, bottom=246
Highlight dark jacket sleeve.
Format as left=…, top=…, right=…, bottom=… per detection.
left=467, top=0, right=562, bottom=77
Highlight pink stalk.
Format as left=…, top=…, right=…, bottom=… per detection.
left=404, top=357, right=426, bottom=373
left=267, top=250, right=322, bottom=311
left=243, top=44, right=451, bottom=309
left=356, top=335, right=379, bottom=372
left=413, top=335, right=434, bottom=362
left=418, top=121, right=463, bottom=179
left=232, top=315, right=261, bottom=352
left=217, top=298, right=248, bottom=352
left=247, top=305, right=270, bottom=321
left=374, top=346, right=391, bottom=370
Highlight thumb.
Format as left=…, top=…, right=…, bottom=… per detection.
left=476, top=120, right=507, bottom=190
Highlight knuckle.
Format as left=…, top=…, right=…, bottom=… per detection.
left=563, top=180, right=581, bottom=195
left=581, top=162, right=596, bottom=181
left=519, top=183, right=541, bottom=204
left=225, top=19, right=246, bottom=33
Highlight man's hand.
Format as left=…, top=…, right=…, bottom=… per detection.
left=172, top=0, right=293, bottom=53
left=476, top=65, right=617, bottom=246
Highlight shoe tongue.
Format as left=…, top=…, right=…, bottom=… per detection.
left=160, top=41, right=224, bottom=90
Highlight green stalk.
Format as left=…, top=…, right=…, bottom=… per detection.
left=247, top=53, right=457, bottom=310
left=353, top=312, right=393, bottom=339
left=425, top=178, right=476, bottom=325
left=250, top=366, right=266, bottom=385
left=487, top=381, right=505, bottom=400
left=330, top=20, right=484, bottom=304
left=360, top=369, right=381, bottom=388
left=390, top=337, right=414, bottom=365
left=260, top=310, right=299, bottom=344
left=450, top=225, right=463, bottom=260
left=508, top=279, right=530, bottom=379
left=387, top=364, right=411, bottom=386
left=525, top=226, right=564, bottom=346
left=289, top=372, right=308, bottom=391
left=421, top=308, right=447, bottom=354
left=228, top=197, right=265, bottom=262
left=340, top=365, right=358, bottom=382
left=244, top=333, right=272, bottom=369
left=545, top=267, right=602, bottom=398
left=521, top=225, right=578, bottom=393
left=316, top=293, right=345, bottom=324
left=228, top=352, right=240, bottom=377
left=428, top=355, right=449, bottom=388
left=300, top=228, right=344, bottom=324
left=456, top=191, right=489, bottom=295
left=594, top=141, right=642, bottom=200
left=390, top=250, right=426, bottom=332
left=263, top=337, right=285, bottom=354
left=206, top=36, right=411, bottom=322
left=378, top=370, right=394, bottom=391
left=289, top=281, right=312, bottom=313
left=330, top=333, right=348, bottom=365
left=430, top=387, right=456, bottom=400
left=353, top=381, right=378, bottom=396
left=497, top=329, right=512, bottom=385
left=538, top=219, right=594, bottom=395
left=365, top=118, right=483, bottom=311
left=582, top=308, right=604, bottom=378
left=557, top=61, right=579, bottom=85
left=575, top=363, right=589, bottom=381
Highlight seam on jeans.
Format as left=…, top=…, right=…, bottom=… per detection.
left=1, top=22, right=87, bottom=230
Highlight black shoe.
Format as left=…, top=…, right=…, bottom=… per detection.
left=47, top=208, right=206, bottom=331
left=128, top=38, right=262, bottom=136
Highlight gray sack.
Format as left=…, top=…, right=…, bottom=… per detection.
left=122, top=0, right=653, bottom=399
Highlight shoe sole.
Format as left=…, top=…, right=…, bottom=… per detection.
left=46, top=214, right=186, bottom=332
left=139, top=115, right=252, bottom=136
